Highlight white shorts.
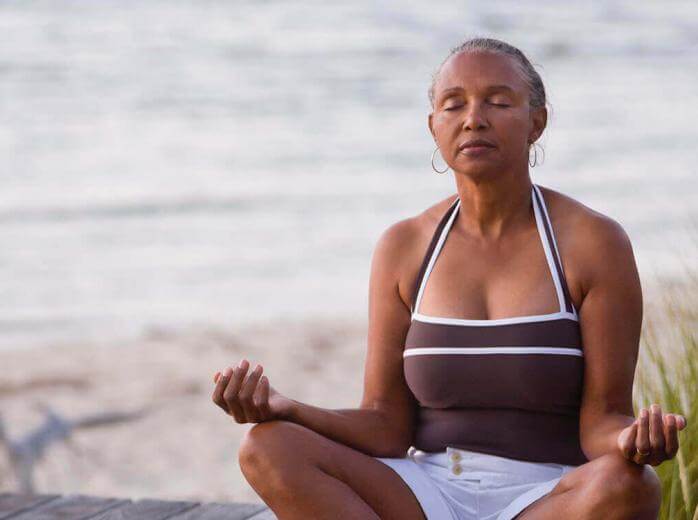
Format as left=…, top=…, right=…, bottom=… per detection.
left=375, top=446, right=578, bottom=520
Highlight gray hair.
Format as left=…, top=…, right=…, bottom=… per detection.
left=428, top=37, right=547, bottom=112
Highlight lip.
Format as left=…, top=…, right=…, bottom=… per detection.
left=459, top=145, right=495, bottom=157
left=458, top=139, right=496, bottom=151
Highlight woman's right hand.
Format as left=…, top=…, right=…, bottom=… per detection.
left=211, top=359, right=295, bottom=423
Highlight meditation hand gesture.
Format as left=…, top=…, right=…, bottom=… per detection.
left=617, top=403, right=688, bottom=466
left=212, top=359, right=295, bottom=423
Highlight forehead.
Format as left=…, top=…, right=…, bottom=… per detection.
left=434, top=51, right=524, bottom=96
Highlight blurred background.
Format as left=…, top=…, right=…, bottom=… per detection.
left=1, top=0, right=697, bottom=513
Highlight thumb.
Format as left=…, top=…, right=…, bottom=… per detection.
left=617, top=421, right=638, bottom=459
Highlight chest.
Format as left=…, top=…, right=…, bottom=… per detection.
left=417, top=230, right=569, bottom=320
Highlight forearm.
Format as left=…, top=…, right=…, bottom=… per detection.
left=580, top=410, right=636, bottom=460
left=283, top=399, right=410, bottom=458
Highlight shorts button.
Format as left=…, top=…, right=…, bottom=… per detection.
left=450, top=451, right=462, bottom=462
left=452, top=463, right=462, bottom=475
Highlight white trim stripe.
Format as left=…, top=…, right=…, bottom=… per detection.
left=533, top=184, right=578, bottom=318
left=531, top=185, right=568, bottom=314
left=413, top=197, right=461, bottom=315
left=412, top=310, right=578, bottom=326
left=403, top=346, right=584, bottom=357
left=533, top=184, right=565, bottom=280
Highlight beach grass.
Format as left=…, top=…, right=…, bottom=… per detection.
left=634, top=269, right=698, bottom=520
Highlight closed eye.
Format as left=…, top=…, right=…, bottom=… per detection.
left=444, top=102, right=510, bottom=111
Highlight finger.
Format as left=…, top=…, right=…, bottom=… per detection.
left=635, top=408, right=650, bottom=463
left=211, top=366, right=234, bottom=413
left=664, top=414, right=678, bottom=459
left=619, top=421, right=638, bottom=459
left=649, top=404, right=665, bottom=455
left=676, top=415, right=687, bottom=430
left=213, top=371, right=221, bottom=384
left=238, top=364, right=264, bottom=423
left=253, top=375, right=271, bottom=419
left=224, top=361, right=250, bottom=422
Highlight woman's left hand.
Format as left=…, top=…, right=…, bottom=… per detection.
left=617, top=404, right=687, bottom=466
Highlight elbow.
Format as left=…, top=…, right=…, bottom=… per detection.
left=378, top=442, right=412, bottom=458
left=578, top=413, right=600, bottom=459
left=372, top=427, right=413, bottom=458
left=579, top=435, right=595, bottom=461
left=367, top=406, right=416, bottom=458
left=375, top=444, right=411, bottom=458
left=380, top=430, right=414, bottom=458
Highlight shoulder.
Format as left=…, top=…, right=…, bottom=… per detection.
left=375, top=193, right=458, bottom=251
left=371, top=194, right=458, bottom=307
left=537, top=185, right=637, bottom=295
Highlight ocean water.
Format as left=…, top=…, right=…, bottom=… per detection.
left=1, top=1, right=697, bottom=349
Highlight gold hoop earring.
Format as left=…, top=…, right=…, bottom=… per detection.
left=431, top=146, right=449, bottom=174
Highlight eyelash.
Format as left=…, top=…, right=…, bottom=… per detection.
left=444, top=102, right=510, bottom=110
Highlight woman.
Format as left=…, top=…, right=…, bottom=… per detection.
left=211, top=37, right=687, bottom=519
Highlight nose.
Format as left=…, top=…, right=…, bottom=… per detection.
left=461, top=102, right=489, bottom=131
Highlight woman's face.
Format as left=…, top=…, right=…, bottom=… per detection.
left=428, top=51, right=546, bottom=179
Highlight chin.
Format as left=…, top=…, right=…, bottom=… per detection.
left=454, top=164, right=498, bottom=179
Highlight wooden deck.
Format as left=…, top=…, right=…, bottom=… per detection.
left=0, top=492, right=277, bottom=519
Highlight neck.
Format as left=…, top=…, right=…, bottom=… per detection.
left=452, top=173, right=534, bottom=241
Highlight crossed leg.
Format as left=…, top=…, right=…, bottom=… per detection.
left=238, top=420, right=662, bottom=520
left=515, top=453, right=662, bottom=520
left=238, top=420, right=427, bottom=519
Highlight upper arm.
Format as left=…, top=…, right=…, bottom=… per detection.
left=577, top=214, right=642, bottom=437
left=359, top=218, right=420, bottom=450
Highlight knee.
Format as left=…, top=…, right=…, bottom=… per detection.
left=238, top=421, right=305, bottom=500
left=586, top=454, right=661, bottom=518
left=238, top=420, right=293, bottom=475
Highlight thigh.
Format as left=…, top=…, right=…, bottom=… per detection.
left=243, top=420, right=428, bottom=520
left=514, top=452, right=651, bottom=519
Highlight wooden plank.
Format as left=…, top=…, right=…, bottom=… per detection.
left=89, top=498, right=200, bottom=519
left=6, top=494, right=127, bottom=520
left=169, top=502, right=271, bottom=520
left=244, top=508, right=277, bottom=520
left=0, top=493, right=60, bottom=519
left=0, top=494, right=277, bottom=520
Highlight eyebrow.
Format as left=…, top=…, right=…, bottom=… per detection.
left=440, top=84, right=515, bottom=97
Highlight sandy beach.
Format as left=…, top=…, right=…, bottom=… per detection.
left=0, top=315, right=368, bottom=505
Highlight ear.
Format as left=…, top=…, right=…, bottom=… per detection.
left=428, top=112, right=435, bottom=141
left=528, top=105, right=547, bottom=144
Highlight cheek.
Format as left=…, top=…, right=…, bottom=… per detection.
left=494, top=116, right=531, bottom=148
left=432, top=112, right=458, bottom=130
left=504, top=112, right=532, bottom=135
left=433, top=113, right=473, bottom=146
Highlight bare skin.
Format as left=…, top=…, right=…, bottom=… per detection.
left=211, top=50, right=687, bottom=519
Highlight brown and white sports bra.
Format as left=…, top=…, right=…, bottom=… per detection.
left=404, top=183, right=588, bottom=466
